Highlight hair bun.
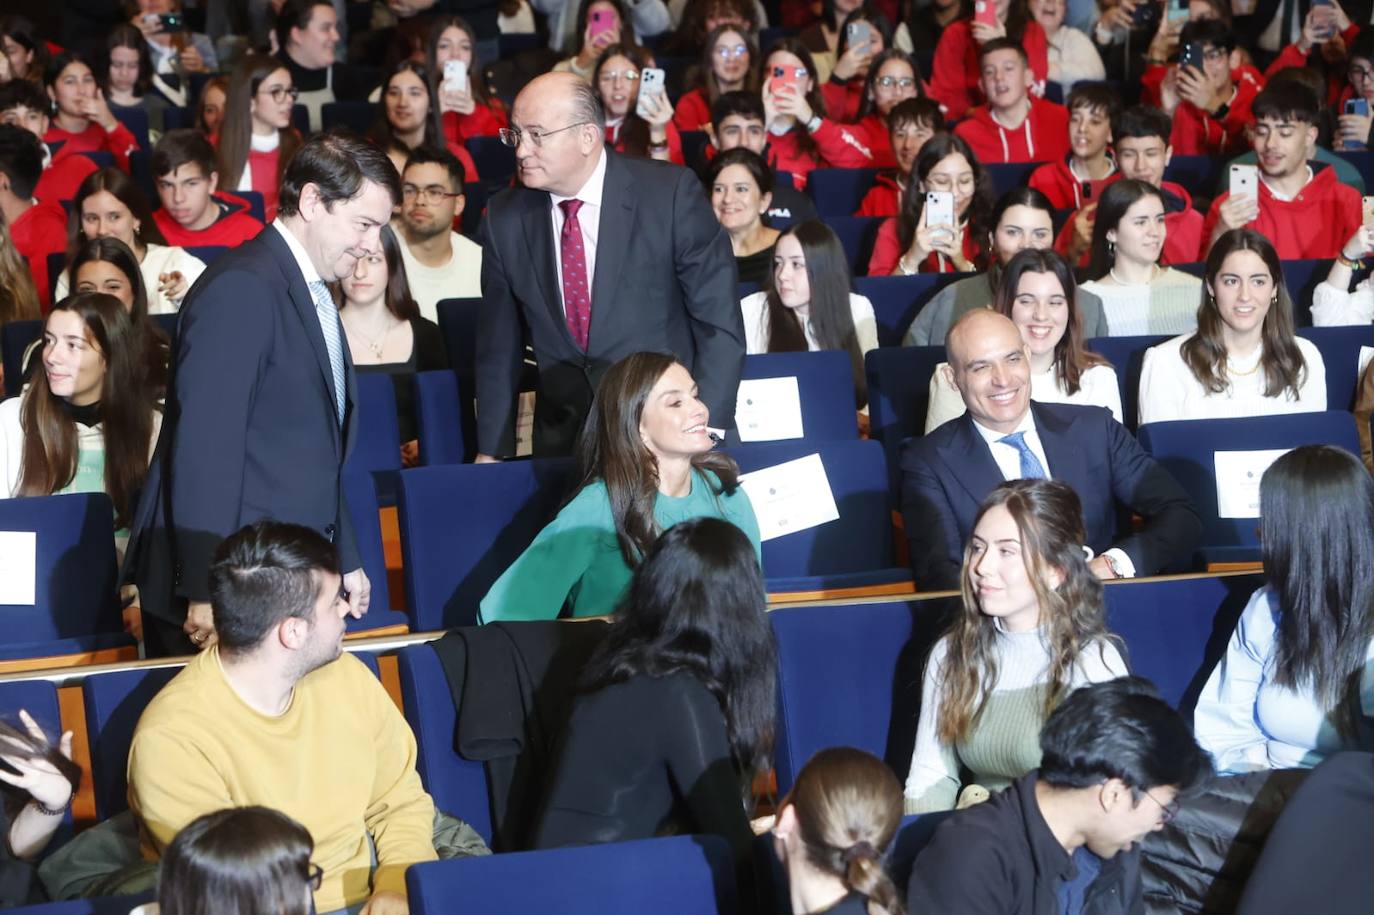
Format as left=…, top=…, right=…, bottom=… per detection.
left=841, top=840, right=878, bottom=865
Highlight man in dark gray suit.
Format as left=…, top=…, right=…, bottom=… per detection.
left=126, top=130, right=400, bottom=656
left=475, top=71, right=744, bottom=460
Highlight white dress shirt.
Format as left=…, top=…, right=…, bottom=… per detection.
left=549, top=149, right=608, bottom=317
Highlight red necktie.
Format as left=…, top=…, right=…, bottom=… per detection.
left=559, top=198, right=591, bottom=350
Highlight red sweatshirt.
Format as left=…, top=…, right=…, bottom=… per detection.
left=867, top=215, right=982, bottom=275
left=42, top=121, right=139, bottom=173
left=1141, top=64, right=1264, bottom=157
left=1054, top=180, right=1202, bottom=267
left=1028, top=157, right=1120, bottom=209
left=954, top=98, right=1070, bottom=164
left=11, top=200, right=69, bottom=309
left=153, top=192, right=264, bottom=249
left=821, top=77, right=866, bottom=124
left=764, top=119, right=875, bottom=189
left=856, top=113, right=896, bottom=168
left=441, top=102, right=508, bottom=145
left=672, top=88, right=713, bottom=133
left=1262, top=23, right=1359, bottom=108
left=928, top=19, right=1049, bottom=119
left=35, top=151, right=97, bottom=203
left=856, top=173, right=902, bottom=217
left=1201, top=163, right=1360, bottom=260
left=606, top=120, right=684, bottom=165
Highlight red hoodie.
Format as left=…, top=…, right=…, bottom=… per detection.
left=34, top=151, right=97, bottom=203
left=441, top=102, right=508, bottom=146
left=153, top=192, right=265, bottom=249
left=11, top=200, right=69, bottom=309
left=1028, top=157, right=1120, bottom=209
left=856, top=113, right=896, bottom=168
left=672, top=88, right=713, bottom=133
left=928, top=19, right=1049, bottom=119
left=1140, top=64, right=1264, bottom=157
left=856, top=173, right=902, bottom=217
left=954, top=98, right=1070, bottom=164
left=867, top=215, right=982, bottom=275
left=1201, top=162, right=1360, bottom=260
left=42, top=121, right=140, bottom=173
left=1054, top=180, right=1202, bottom=267
left=764, top=119, right=875, bottom=189
left=605, top=120, right=684, bottom=165
left=821, top=78, right=866, bottom=124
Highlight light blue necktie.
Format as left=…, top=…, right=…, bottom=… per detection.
left=998, top=431, right=1047, bottom=480
left=308, top=280, right=346, bottom=426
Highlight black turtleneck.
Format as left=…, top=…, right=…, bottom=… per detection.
left=59, top=399, right=103, bottom=428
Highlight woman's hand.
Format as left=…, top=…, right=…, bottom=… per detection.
left=1343, top=224, right=1374, bottom=261
left=771, top=83, right=814, bottom=126
left=0, top=711, right=73, bottom=814
left=970, top=18, right=1007, bottom=45
left=1338, top=107, right=1373, bottom=149
left=178, top=43, right=207, bottom=74
left=1098, top=0, right=1138, bottom=33
left=440, top=84, right=476, bottom=115
left=1147, top=12, right=1182, bottom=61
left=80, top=88, right=120, bottom=132
left=575, top=22, right=620, bottom=70
left=832, top=36, right=876, bottom=81
left=159, top=271, right=189, bottom=302
left=639, top=89, right=674, bottom=128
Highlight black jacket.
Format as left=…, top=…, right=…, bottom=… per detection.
left=908, top=773, right=1144, bottom=915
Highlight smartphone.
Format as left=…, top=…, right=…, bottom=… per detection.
left=846, top=20, right=874, bottom=50
left=1346, top=97, right=1369, bottom=150
left=974, top=0, right=998, bottom=27
left=157, top=12, right=185, bottom=31
left=1166, top=0, right=1189, bottom=23
left=1363, top=195, right=1374, bottom=225
left=925, top=191, right=956, bottom=229
left=1229, top=164, right=1258, bottom=201
left=1081, top=180, right=1094, bottom=203
left=769, top=65, right=807, bottom=97
left=589, top=9, right=616, bottom=41
left=1132, top=0, right=1160, bottom=29
left=443, top=59, right=469, bottom=95
left=1312, top=0, right=1336, bottom=40
left=1180, top=41, right=1205, bottom=73
left=636, top=67, right=665, bottom=119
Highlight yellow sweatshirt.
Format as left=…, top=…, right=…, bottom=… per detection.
left=127, top=648, right=437, bottom=911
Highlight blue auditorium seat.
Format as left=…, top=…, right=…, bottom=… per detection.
left=343, top=372, right=402, bottom=505
left=854, top=273, right=970, bottom=346
left=984, top=161, right=1043, bottom=198
left=2, top=318, right=40, bottom=395
left=406, top=835, right=739, bottom=915
left=234, top=189, right=266, bottom=223
left=1280, top=258, right=1331, bottom=326
left=864, top=345, right=948, bottom=491
left=736, top=350, right=859, bottom=443
left=435, top=297, right=483, bottom=462
left=1162, top=155, right=1224, bottom=200
left=322, top=99, right=379, bottom=133
left=1298, top=325, right=1374, bottom=410
left=825, top=216, right=881, bottom=275
left=7, top=894, right=154, bottom=914
left=412, top=370, right=466, bottom=465
left=806, top=168, right=880, bottom=217
left=341, top=469, right=412, bottom=633
left=109, top=105, right=150, bottom=152
left=1084, top=334, right=1170, bottom=430
left=465, top=136, right=516, bottom=185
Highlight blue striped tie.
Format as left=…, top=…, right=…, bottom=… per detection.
left=308, top=280, right=346, bottom=426
left=998, top=431, right=1047, bottom=480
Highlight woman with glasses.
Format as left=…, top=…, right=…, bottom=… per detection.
left=674, top=23, right=759, bottom=134
left=822, top=8, right=893, bottom=125
left=1337, top=31, right=1374, bottom=152
left=1194, top=445, right=1374, bottom=774
left=593, top=44, right=682, bottom=163
left=905, top=478, right=1128, bottom=813
left=854, top=48, right=923, bottom=169
left=216, top=54, right=301, bottom=222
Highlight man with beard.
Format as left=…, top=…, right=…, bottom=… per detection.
left=394, top=146, right=482, bottom=322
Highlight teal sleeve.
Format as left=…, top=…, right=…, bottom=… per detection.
left=726, top=487, right=763, bottom=564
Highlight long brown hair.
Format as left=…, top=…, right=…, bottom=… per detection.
left=67, top=166, right=167, bottom=261
left=593, top=43, right=658, bottom=160
left=371, top=61, right=448, bottom=153
left=0, top=210, right=39, bottom=329
left=937, top=480, right=1120, bottom=744
left=425, top=15, right=499, bottom=109
left=335, top=224, right=419, bottom=321
left=1183, top=228, right=1307, bottom=400
left=573, top=352, right=741, bottom=567
left=782, top=747, right=905, bottom=915
left=218, top=54, right=302, bottom=193
left=18, top=293, right=156, bottom=527
left=763, top=39, right=827, bottom=162
left=696, top=23, right=760, bottom=103
left=67, top=236, right=170, bottom=397
left=993, top=248, right=1107, bottom=397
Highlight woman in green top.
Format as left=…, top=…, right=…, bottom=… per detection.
left=479, top=352, right=762, bottom=623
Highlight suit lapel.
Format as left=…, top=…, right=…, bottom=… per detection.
left=1033, top=402, right=1085, bottom=486
left=588, top=152, right=636, bottom=350
left=942, top=414, right=1006, bottom=501
left=519, top=189, right=568, bottom=342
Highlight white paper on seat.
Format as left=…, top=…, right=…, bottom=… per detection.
left=0, top=531, right=37, bottom=605
left=739, top=453, right=840, bottom=541
left=1358, top=345, right=1374, bottom=380
left=735, top=376, right=804, bottom=442
left=1214, top=449, right=1291, bottom=519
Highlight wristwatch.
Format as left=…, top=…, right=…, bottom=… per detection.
left=1103, top=552, right=1124, bottom=579
left=805, top=114, right=822, bottom=133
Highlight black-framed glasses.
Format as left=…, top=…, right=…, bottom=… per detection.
left=402, top=184, right=463, bottom=203
left=307, top=863, right=324, bottom=891
left=1144, top=789, right=1180, bottom=824
left=261, top=85, right=300, bottom=103
left=498, top=122, right=589, bottom=148
left=1351, top=65, right=1374, bottom=82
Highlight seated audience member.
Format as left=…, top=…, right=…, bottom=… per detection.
left=594, top=44, right=683, bottom=163
left=194, top=76, right=227, bottom=136
left=1263, top=7, right=1356, bottom=114
left=772, top=747, right=904, bottom=915
left=102, top=24, right=172, bottom=135
left=740, top=220, right=877, bottom=412
left=927, top=249, right=1121, bottom=431
left=1056, top=105, right=1204, bottom=268
left=1079, top=179, right=1203, bottom=335
left=273, top=0, right=366, bottom=132
left=429, top=16, right=510, bottom=145
left=822, top=8, right=894, bottom=125
left=0, top=215, right=40, bottom=338
left=1202, top=81, right=1360, bottom=259
left=41, top=52, right=141, bottom=173
left=869, top=132, right=992, bottom=275
left=1138, top=228, right=1325, bottom=425
left=0, top=81, right=97, bottom=204
left=708, top=91, right=820, bottom=222
left=796, top=0, right=861, bottom=57
left=893, top=0, right=959, bottom=58
left=855, top=96, right=942, bottom=217
left=908, top=677, right=1213, bottom=913
left=0, top=293, right=161, bottom=553
left=57, top=167, right=205, bottom=313
left=706, top=147, right=780, bottom=286
left=0, top=125, right=67, bottom=308
left=1145, top=19, right=1262, bottom=157
left=906, top=188, right=1109, bottom=347
left=158, top=807, right=316, bottom=915
left=927, top=0, right=1050, bottom=118
left=127, top=521, right=444, bottom=915
left=0, top=15, right=47, bottom=86
left=371, top=61, right=482, bottom=182
left=480, top=352, right=761, bottom=623
left=664, top=0, right=757, bottom=60
left=852, top=49, right=923, bottom=169
left=1032, top=0, right=1105, bottom=91
left=1227, top=68, right=1366, bottom=193
left=0, top=709, right=79, bottom=906
left=1193, top=445, right=1374, bottom=774
left=954, top=39, right=1070, bottom=166
left=901, top=309, right=1200, bottom=589
left=554, top=0, right=632, bottom=82
left=759, top=39, right=875, bottom=188
left=127, top=0, right=218, bottom=82
left=907, top=479, right=1129, bottom=812
left=534, top=516, right=775, bottom=890
left=1312, top=222, right=1374, bottom=325
left=217, top=54, right=302, bottom=223
left=1336, top=30, right=1374, bottom=152
left=394, top=146, right=482, bottom=322
left=675, top=23, right=759, bottom=133
left=1028, top=82, right=1119, bottom=210
left=151, top=130, right=264, bottom=250
left=338, top=225, right=449, bottom=467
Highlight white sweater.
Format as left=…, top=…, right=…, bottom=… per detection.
left=739, top=291, right=879, bottom=357
left=1311, top=277, right=1374, bottom=326
left=55, top=243, right=206, bottom=314
left=1137, top=333, right=1326, bottom=425
left=1079, top=268, right=1202, bottom=337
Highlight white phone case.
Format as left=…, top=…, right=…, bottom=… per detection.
left=925, top=191, right=956, bottom=229
left=636, top=68, right=666, bottom=120
left=1229, top=164, right=1258, bottom=201
left=443, top=59, right=469, bottom=95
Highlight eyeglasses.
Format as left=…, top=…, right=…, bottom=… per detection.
left=715, top=43, right=749, bottom=59
left=1143, top=790, right=1180, bottom=824
left=498, top=122, right=589, bottom=148
left=599, top=68, right=639, bottom=82
left=876, top=76, right=916, bottom=90
left=260, top=85, right=299, bottom=103
left=307, top=864, right=324, bottom=892
left=1200, top=47, right=1227, bottom=63
left=402, top=183, right=462, bottom=203
left=1351, top=65, right=1374, bottom=82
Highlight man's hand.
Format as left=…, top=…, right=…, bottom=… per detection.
left=359, top=890, right=409, bottom=915
left=474, top=453, right=503, bottom=464
left=342, top=567, right=371, bottom=619
left=1217, top=192, right=1258, bottom=233
left=1089, top=555, right=1119, bottom=580
left=184, top=600, right=217, bottom=651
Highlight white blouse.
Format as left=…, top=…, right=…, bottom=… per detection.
left=925, top=362, right=1123, bottom=433
left=1311, top=277, right=1374, bottom=326
left=739, top=291, right=879, bottom=358
left=55, top=243, right=206, bottom=314
left=1137, top=333, right=1326, bottom=426
left=1079, top=268, right=1202, bottom=337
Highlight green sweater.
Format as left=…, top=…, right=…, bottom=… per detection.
left=478, top=469, right=761, bottom=623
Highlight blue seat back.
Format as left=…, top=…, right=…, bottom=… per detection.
left=110, top=105, right=150, bottom=151
left=1137, top=411, right=1360, bottom=561
left=48, top=252, right=65, bottom=300
left=396, top=643, right=492, bottom=841
left=806, top=168, right=880, bottom=217
left=984, top=161, right=1042, bottom=198
left=854, top=274, right=969, bottom=347
left=233, top=190, right=266, bottom=223
left=738, top=350, right=858, bottom=443
left=465, top=136, right=516, bottom=185
left=1280, top=259, right=1330, bottom=326
left=322, top=99, right=379, bottom=133
left=435, top=297, right=483, bottom=462
left=6, top=894, right=154, bottom=914
left=412, top=370, right=466, bottom=465
left=681, top=130, right=710, bottom=168
left=865, top=345, right=947, bottom=491
left=344, top=373, right=402, bottom=499
left=397, top=460, right=575, bottom=630
left=2, top=318, right=40, bottom=396
left=1163, top=155, right=1224, bottom=199
left=406, top=835, right=738, bottom=915
left=825, top=216, right=880, bottom=275
left=1085, top=334, right=1170, bottom=430
left=1298, top=325, right=1374, bottom=410
left=341, top=470, right=411, bottom=633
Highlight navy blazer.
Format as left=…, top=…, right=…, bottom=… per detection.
left=124, top=226, right=359, bottom=624
left=475, top=149, right=745, bottom=457
left=900, top=402, right=1201, bottom=590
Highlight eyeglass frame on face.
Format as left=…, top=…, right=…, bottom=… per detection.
left=260, top=84, right=300, bottom=103
left=876, top=75, right=916, bottom=90
left=1350, top=63, right=1374, bottom=82
left=1142, top=788, right=1180, bottom=824
left=715, top=43, right=749, bottom=59
left=599, top=68, right=640, bottom=84
left=307, top=863, right=324, bottom=891
left=402, top=183, right=463, bottom=203
left=498, top=121, right=591, bottom=148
